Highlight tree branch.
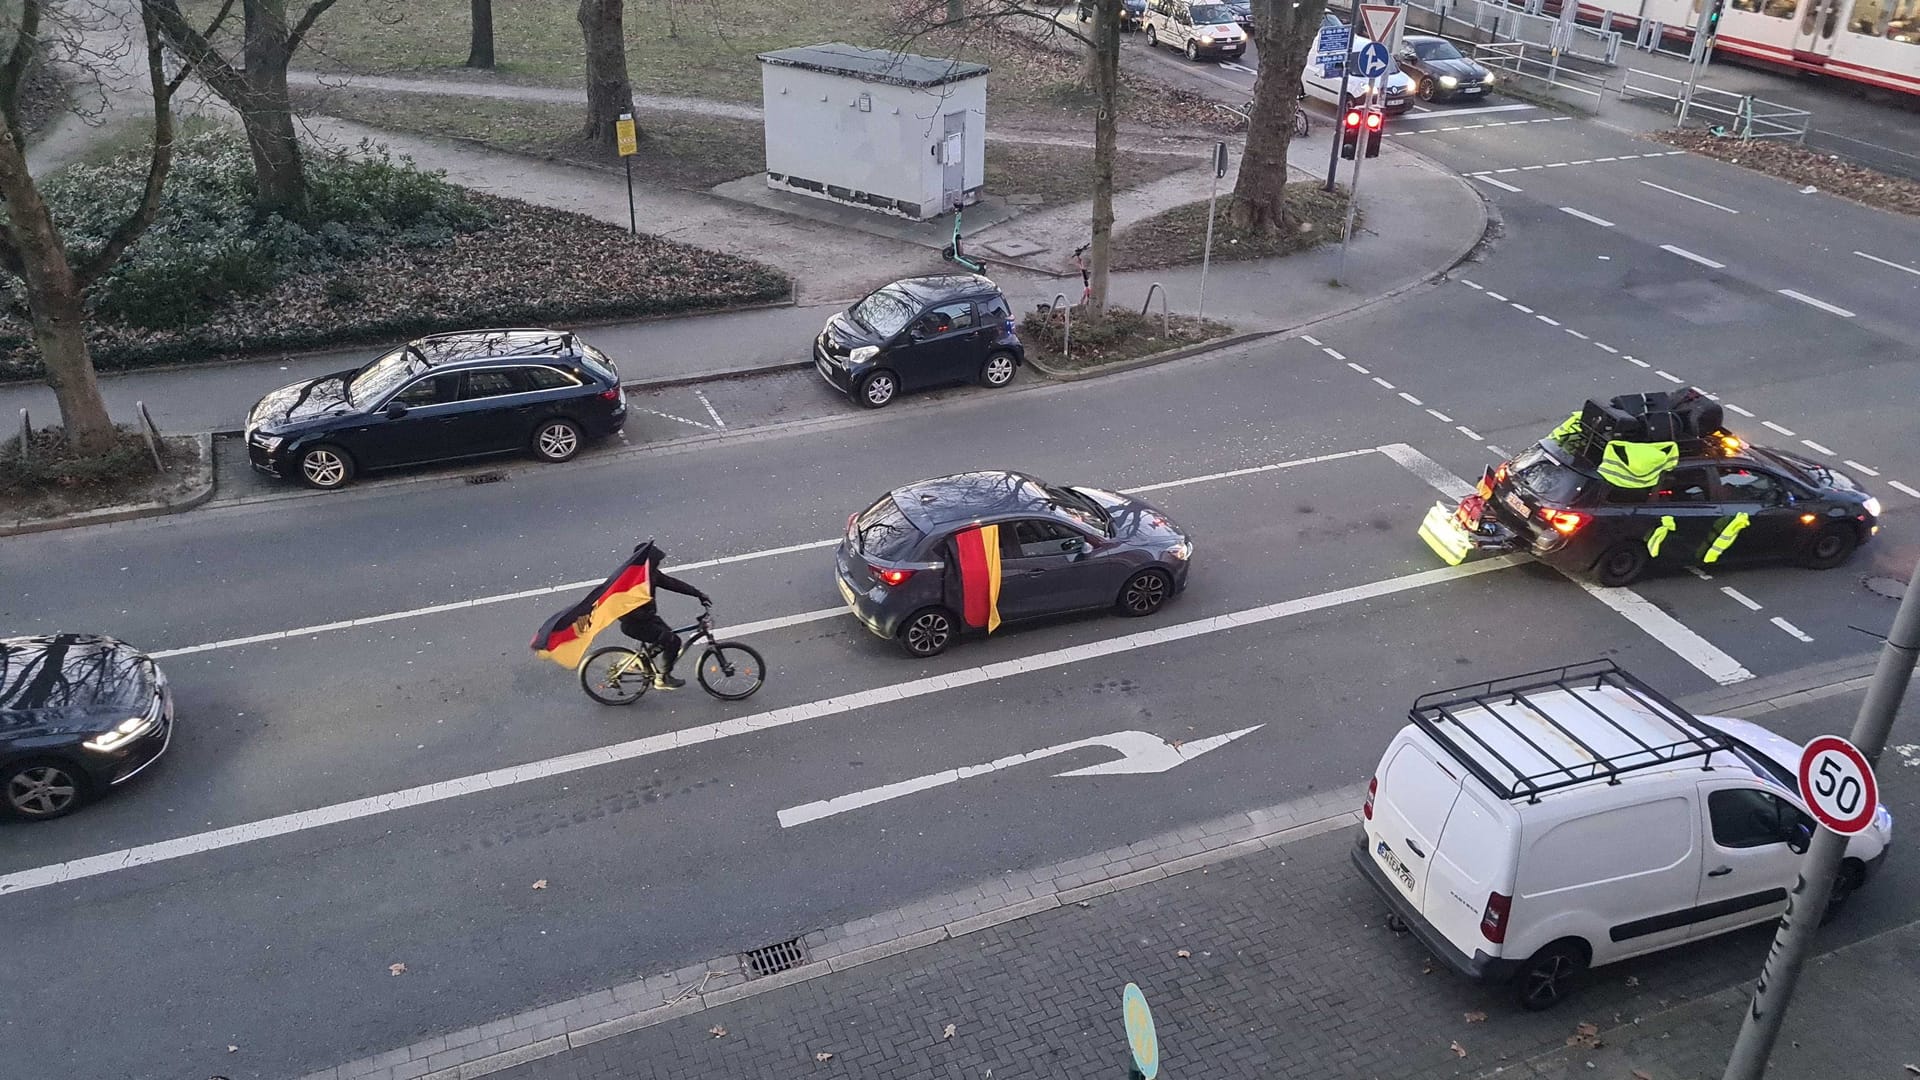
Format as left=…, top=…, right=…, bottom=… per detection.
left=75, top=3, right=175, bottom=289
left=0, top=0, right=43, bottom=129
left=285, top=0, right=343, bottom=56
left=144, top=0, right=252, bottom=105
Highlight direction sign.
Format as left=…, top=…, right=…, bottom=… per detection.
left=1354, top=41, right=1391, bottom=78
left=1797, top=735, right=1879, bottom=835
left=1317, top=24, right=1352, bottom=62
left=1358, top=3, right=1403, bottom=45
left=1123, top=983, right=1159, bottom=1080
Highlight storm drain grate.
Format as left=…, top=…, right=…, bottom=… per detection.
left=465, top=472, right=506, bottom=485
left=741, top=936, right=807, bottom=978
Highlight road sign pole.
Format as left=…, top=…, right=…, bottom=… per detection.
left=1198, top=142, right=1226, bottom=320
left=1335, top=80, right=1375, bottom=287
left=1722, top=554, right=1920, bottom=1080
left=616, top=112, right=639, bottom=235
left=1325, top=78, right=1349, bottom=193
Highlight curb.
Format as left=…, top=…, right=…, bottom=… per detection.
left=1025, top=329, right=1275, bottom=381
left=0, top=433, right=216, bottom=538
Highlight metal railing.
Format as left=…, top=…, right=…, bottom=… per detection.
left=1405, top=0, right=1623, bottom=65
left=1141, top=282, right=1170, bottom=339
left=1618, top=68, right=1812, bottom=140
left=1471, top=40, right=1612, bottom=111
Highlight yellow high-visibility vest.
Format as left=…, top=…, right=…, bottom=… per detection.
left=1702, top=512, right=1751, bottom=564
left=1646, top=515, right=1677, bottom=558
left=1597, top=440, right=1679, bottom=489
left=1419, top=502, right=1473, bottom=566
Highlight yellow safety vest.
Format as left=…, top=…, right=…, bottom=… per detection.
left=1645, top=515, right=1677, bottom=558
left=1702, top=512, right=1751, bottom=564
left=1597, top=440, right=1679, bottom=489
left=1549, top=411, right=1583, bottom=445
left=1419, top=502, right=1473, bottom=566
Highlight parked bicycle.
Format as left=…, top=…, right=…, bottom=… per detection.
left=1242, top=95, right=1312, bottom=138
left=578, top=613, right=765, bottom=704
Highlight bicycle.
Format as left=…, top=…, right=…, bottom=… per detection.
left=1070, top=243, right=1092, bottom=306
left=578, top=612, right=765, bottom=705
left=1242, top=96, right=1311, bottom=138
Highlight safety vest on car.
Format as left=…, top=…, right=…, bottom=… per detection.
left=1702, top=512, right=1751, bottom=564
left=1419, top=502, right=1472, bottom=566
left=1596, top=440, right=1679, bottom=489
left=1549, top=411, right=1582, bottom=444
left=1645, top=515, right=1677, bottom=558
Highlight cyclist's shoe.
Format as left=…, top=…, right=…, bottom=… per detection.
left=653, top=673, right=687, bottom=691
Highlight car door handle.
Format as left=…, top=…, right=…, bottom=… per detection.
left=1404, top=838, right=1426, bottom=859
left=1708, top=866, right=1733, bottom=877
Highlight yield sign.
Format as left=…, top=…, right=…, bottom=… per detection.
left=1358, top=3, right=1402, bottom=44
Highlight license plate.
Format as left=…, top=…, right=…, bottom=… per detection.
left=1375, top=839, right=1418, bottom=895
left=1502, top=490, right=1528, bottom=518
left=1462, top=86, right=1484, bottom=94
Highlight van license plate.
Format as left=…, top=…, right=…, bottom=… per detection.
left=1375, top=839, right=1418, bottom=895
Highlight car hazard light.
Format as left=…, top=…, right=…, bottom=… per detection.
left=1538, top=507, right=1590, bottom=536
left=869, top=565, right=914, bottom=587
left=1480, top=891, right=1512, bottom=943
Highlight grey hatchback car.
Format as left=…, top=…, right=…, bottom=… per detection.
left=834, top=471, right=1195, bottom=657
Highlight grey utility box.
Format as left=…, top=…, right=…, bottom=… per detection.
left=757, top=43, right=987, bottom=221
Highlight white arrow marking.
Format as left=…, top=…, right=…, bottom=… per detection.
left=776, top=725, right=1264, bottom=827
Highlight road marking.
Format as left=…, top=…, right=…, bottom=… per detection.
left=1485, top=291, right=1508, bottom=302
left=1770, top=616, right=1814, bottom=643
left=1638, top=180, right=1738, bottom=213
left=1762, top=420, right=1796, bottom=436
left=1545, top=162, right=1569, bottom=168
left=1460, top=281, right=1482, bottom=290
left=1220, top=61, right=1258, bottom=74
left=1426, top=408, right=1454, bottom=423
left=1559, top=207, right=1616, bottom=227
left=1521, top=164, right=1545, bottom=170
left=1122, top=447, right=1381, bottom=494
left=1891, top=480, right=1920, bottom=499
left=1845, top=460, right=1879, bottom=476
left=1536, top=314, right=1561, bottom=326
left=1724, top=403, right=1755, bottom=417
left=1661, top=244, right=1726, bottom=270
left=1570, top=159, right=1592, bottom=166
left=1625, top=356, right=1650, bottom=367
left=1593, top=156, right=1618, bottom=162
left=1595, top=343, right=1619, bottom=354
left=0, top=556, right=1528, bottom=898
left=1511, top=303, right=1534, bottom=313
left=1855, top=250, right=1920, bottom=277
left=1324, top=346, right=1347, bottom=360
left=1485, top=444, right=1506, bottom=457
left=1439, top=125, right=1462, bottom=132
left=1495, top=167, right=1519, bottom=173
left=1778, top=289, right=1855, bottom=318
left=1564, top=329, right=1589, bottom=340
left=1655, top=369, right=1685, bottom=384
left=1474, top=174, right=1523, bottom=192
left=1347, top=361, right=1371, bottom=374
left=1372, top=376, right=1396, bottom=389
left=1301, top=334, right=1322, bottom=345
left=638, top=407, right=714, bottom=431
left=694, top=390, right=725, bottom=429
left=1802, top=438, right=1834, bottom=455
left=1721, top=586, right=1764, bottom=611
left=1399, top=391, right=1425, bottom=406
left=1686, top=566, right=1714, bottom=581
left=1377, top=443, right=1474, bottom=499
left=1401, top=102, right=1537, bottom=118
left=1456, top=424, right=1483, bottom=440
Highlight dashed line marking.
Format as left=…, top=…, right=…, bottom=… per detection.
left=1856, top=250, right=1920, bottom=277
left=1570, top=159, right=1593, bottom=165
left=1399, top=391, right=1424, bottom=406
left=1639, top=180, right=1738, bottom=214
left=1565, top=329, right=1590, bottom=340
left=1546, top=161, right=1569, bottom=168
left=1721, top=587, right=1764, bottom=611
left=1661, top=244, right=1727, bottom=269
left=1486, top=291, right=1509, bottom=302
left=1347, top=361, right=1371, bottom=374
left=1771, top=616, right=1814, bottom=643
left=1845, top=460, right=1880, bottom=476
left=1537, top=314, right=1561, bottom=326
left=1595, top=343, right=1619, bottom=354
left=1891, top=480, right=1920, bottom=499
left=1559, top=207, right=1617, bottom=227
left=1802, top=439, right=1834, bottom=455
left=1460, top=281, right=1482, bottom=291
left=1324, top=347, right=1347, bottom=360
left=1762, top=420, right=1796, bottom=436
left=1495, top=168, right=1519, bottom=174
left=1778, top=289, right=1855, bottom=318
left=1485, top=444, right=1506, bottom=457
left=640, top=407, right=714, bottom=430
left=1511, top=303, right=1534, bottom=313
left=1655, top=369, right=1685, bottom=384
left=1427, top=408, right=1454, bottom=423
left=1522, top=164, right=1545, bottom=170
left=695, top=390, right=725, bottom=429
left=1593, top=156, right=1618, bottom=162
left=1724, top=404, right=1755, bottom=417
left=1475, top=175, right=1523, bottom=192
left=1372, top=376, right=1396, bottom=390
left=1301, top=334, right=1323, bottom=346
left=1625, top=356, right=1651, bottom=368
left=1438, top=125, right=1462, bottom=131
left=1456, top=425, right=1482, bottom=440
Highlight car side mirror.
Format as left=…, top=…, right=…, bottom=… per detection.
left=385, top=403, right=409, bottom=420
left=1062, top=537, right=1088, bottom=555
left=1786, top=822, right=1813, bottom=854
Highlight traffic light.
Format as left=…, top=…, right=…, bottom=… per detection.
left=1341, top=109, right=1363, bottom=160
left=1364, top=107, right=1384, bottom=158
left=1704, top=0, right=1727, bottom=38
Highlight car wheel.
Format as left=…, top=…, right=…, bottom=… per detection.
left=1417, top=78, right=1436, bottom=101
left=897, top=607, right=957, bottom=658
left=1117, top=568, right=1173, bottom=617
left=2, top=758, right=89, bottom=822
left=1513, top=941, right=1588, bottom=1011
left=1799, top=524, right=1858, bottom=570
left=1591, top=542, right=1648, bottom=588
left=1184, top=38, right=1200, bottom=61
left=1821, top=859, right=1866, bottom=925
left=856, top=370, right=898, bottom=409
left=532, top=418, right=583, bottom=463
left=1145, top=24, right=1158, bottom=46
left=979, top=351, right=1018, bottom=388
left=296, top=444, right=355, bottom=490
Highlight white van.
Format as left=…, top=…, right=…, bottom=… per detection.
left=1352, top=661, right=1892, bottom=1010
left=1143, top=0, right=1247, bottom=62
left=1302, top=15, right=1413, bottom=114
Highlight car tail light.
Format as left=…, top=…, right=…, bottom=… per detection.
left=1364, top=776, right=1377, bottom=820
left=1494, top=462, right=1510, bottom=485
left=869, top=565, right=914, bottom=587
left=599, top=388, right=620, bottom=401
left=1538, top=507, right=1589, bottom=536
left=1480, top=891, right=1512, bottom=943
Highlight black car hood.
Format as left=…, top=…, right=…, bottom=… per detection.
left=249, top=369, right=362, bottom=431
left=1417, top=55, right=1487, bottom=80
left=1071, top=487, right=1186, bottom=543
left=827, top=312, right=884, bottom=349
left=0, top=634, right=153, bottom=737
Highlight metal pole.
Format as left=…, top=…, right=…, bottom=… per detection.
left=1198, top=170, right=1219, bottom=320
left=1325, top=76, right=1350, bottom=193
left=624, top=155, right=637, bottom=236
left=1678, top=1, right=1714, bottom=128
left=1722, top=555, right=1920, bottom=1080
left=1335, top=80, right=1374, bottom=287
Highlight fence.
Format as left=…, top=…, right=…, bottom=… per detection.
left=1471, top=40, right=1614, bottom=111
left=1618, top=68, right=1813, bottom=140
left=1402, top=0, right=1624, bottom=65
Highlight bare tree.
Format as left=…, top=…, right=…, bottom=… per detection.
left=0, top=1, right=182, bottom=454
left=467, top=0, right=493, bottom=69
left=144, top=0, right=340, bottom=218
left=1229, top=0, right=1328, bottom=236
left=578, top=0, right=634, bottom=152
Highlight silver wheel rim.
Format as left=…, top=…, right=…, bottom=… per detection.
left=1186, top=40, right=1197, bottom=59
left=865, top=376, right=895, bottom=405
left=1147, top=26, right=1156, bottom=44
left=906, top=613, right=950, bottom=654
left=1124, top=574, right=1167, bottom=614
left=538, top=423, right=579, bottom=459
left=302, top=450, right=347, bottom=487
left=986, top=356, right=1014, bottom=385
left=8, top=765, right=78, bottom=817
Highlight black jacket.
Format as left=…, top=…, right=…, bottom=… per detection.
left=632, top=544, right=708, bottom=615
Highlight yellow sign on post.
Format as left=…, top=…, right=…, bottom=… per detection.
left=615, top=113, right=638, bottom=157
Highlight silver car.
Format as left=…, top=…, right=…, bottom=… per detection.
left=834, top=471, right=1195, bottom=657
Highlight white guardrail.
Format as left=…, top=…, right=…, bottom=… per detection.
left=1618, top=67, right=1813, bottom=140
left=1471, top=39, right=1613, bottom=111
left=1403, top=0, right=1623, bottom=65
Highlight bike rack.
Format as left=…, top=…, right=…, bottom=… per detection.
left=1047, top=292, right=1072, bottom=363
left=1140, top=283, right=1169, bottom=339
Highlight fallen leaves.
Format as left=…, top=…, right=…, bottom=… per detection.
left=1625, top=975, right=1640, bottom=987
left=1565, top=1021, right=1603, bottom=1050
left=942, top=1023, right=957, bottom=1040
left=388, top=962, right=407, bottom=977
left=1449, top=1040, right=1467, bottom=1058
left=814, top=1051, right=835, bottom=1062
left=1176, top=949, right=1192, bottom=958
left=1463, top=1010, right=1487, bottom=1023
left=1633, top=1069, right=1655, bottom=1080
left=1655, top=131, right=1920, bottom=217
left=531, top=879, right=548, bottom=890
left=708, top=1025, right=727, bottom=1039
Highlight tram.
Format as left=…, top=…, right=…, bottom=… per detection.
left=1567, top=0, right=1920, bottom=96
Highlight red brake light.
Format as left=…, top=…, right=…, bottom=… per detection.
left=1494, top=462, right=1509, bottom=484
left=1363, top=776, right=1377, bottom=820
left=1480, top=891, right=1512, bottom=943
left=1538, top=507, right=1589, bottom=536
left=599, top=388, right=620, bottom=401
left=869, top=565, right=914, bottom=587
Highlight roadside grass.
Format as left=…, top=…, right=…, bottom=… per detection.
left=1111, top=184, right=1350, bottom=271
left=1653, top=130, right=1920, bottom=217
left=1018, top=306, right=1232, bottom=371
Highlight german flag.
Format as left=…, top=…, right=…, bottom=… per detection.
left=530, top=549, right=654, bottom=669
left=954, top=525, right=1002, bottom=633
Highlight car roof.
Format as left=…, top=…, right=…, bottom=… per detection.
left=890, top=471, right=1052, bottom=532
left=885, top=275, right=1002, bottom=304
left=406, top=328, right=580, bottom=369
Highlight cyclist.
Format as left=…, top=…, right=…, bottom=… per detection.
left=618, top=538, right=712, bottom=690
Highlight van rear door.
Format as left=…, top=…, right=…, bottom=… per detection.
left=1424, top=783, right=1516, bottom=953
left=1365, top=736, right=1465, bottom=910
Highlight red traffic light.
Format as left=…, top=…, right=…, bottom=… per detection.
left=1365, top=111, right=1384, bottom=130
left=1344, top=110, right=1363, bottom=129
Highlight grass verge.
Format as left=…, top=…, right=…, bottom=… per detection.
left=0, top=429, right=205, bottom=523
left=1018, top=307, right=1232, bottom=371
left=1111, top=185, right=1351, bottom=271
left=1653, top=131, right=1920, bottom=217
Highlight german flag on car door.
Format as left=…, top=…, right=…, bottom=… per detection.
left=530, top=548, right=654, bottom=668
left=954, top=525, right=1003, bottom=633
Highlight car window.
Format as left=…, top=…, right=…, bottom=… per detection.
left=854, top=496, right=924, bottom=560
left=1709, top=788, right=1807, bottom=849
left=349, top=347, right=423, bottom=407
left=1414, top=38, right=1464, bottom=59
left=524, top=366, right=582, bottom=391
left=1003, top=519, right=1083, bottom=559
left=850, top=287, right=918, bottom=338
left=919, top=302, right=976, bottom=337
left=1651, top=467, right=1715, bottom=503
left=1191, top=3, right=1234, bottom=23
left=1510, top=448, right=1588, bottom=503
left=1717, top=467, right=1788, bottom=506
left=462, top=369, right=531, bottom=400
left=980, top=294, right=1013, bottom=326
left=388, top=373, right=459, bottom=408
left=578, top=345, right=619, bottom=382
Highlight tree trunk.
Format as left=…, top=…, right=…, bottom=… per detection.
left=1085, top=0, right=1121, bottom=312
left=1230, top=0, right=1328, bottom=236
left=578, top=0, right=636, bottom=153
left=467, top=0, right=495, bottom=68
left=242, top=1, right=308, bottom=217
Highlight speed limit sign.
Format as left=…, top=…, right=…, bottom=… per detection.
left=1797, top=735, right=1879, bottom=835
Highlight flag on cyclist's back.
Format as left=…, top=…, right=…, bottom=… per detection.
left=954, top=525, right=1002, bottom=633
left=530, top=549, right=654, bottom=668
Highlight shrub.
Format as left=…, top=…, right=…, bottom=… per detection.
left=0, top=427, right=156, bottom=495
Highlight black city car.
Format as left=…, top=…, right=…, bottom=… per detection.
left=1397, top=35, right=1496, bottom=101
left=2, top=635, right=173, bottom=822
left=814, top=275, right=1026, bottom=408
left=245, top=328, right=627, bottom=489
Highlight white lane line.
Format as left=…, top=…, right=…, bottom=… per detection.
left=1511, top=303, right=1535, bottom=313
left=1373, top=376, right=1397, bottom=389
left=1593, top=156, right=1618, bottom=163
left=1855, top=250, right=1920, bottom=277
left=1439, top=126, right=1463, bottom=132
left=1559, top=207, right=1617, bottom=227
left=1537, top=315, right=1561, bottom=326
left=1486, top=444, right=1506, bottom=457
left=1347, top=361, right=1371, bottom=374
left=1570, top=159, right=1593, bottom=166
left=1545, top=162, right=1569, bottom=168
left=1724, top=403, right=1755, bottom=418
left=1720, top=587, right=1764, bottom=611
left=1461, top=279, right=1484, bottom=289
left=1122, top=447, right=1381, bottom=494
left=1661, top=244, right=1727, bottom=270
left=1802, top=438, right=1834, bottom=455
left=1456, top=424, right=1483, bottom=440
left=1890, top=480, right=1920, bottom=499
left=1779, top=289, right=1856, bottom=318
left=1564, top=329, right=1590, bottom=340
left=1399, top=391, right=1425, bottom=406
left=1685, top=566, right=1714, bottom=581
left=1495, top=168, right=1519, bottom=173
left=1616, top=153, right=1641, bottom=160
left=1626, top=356, right=1651, bottom=368
left=1771, top=616, right=1815, bottom=643
left=1427, top=408, right=1455, bottom=423
left=1486, top=291, right=1509, bottom=302
left=1219, top=61, right=1258, bottom=75
left=1301, top=334, right=1323, bottom=345
left=694, top=390, right=725, bottom=430
left=1402, top=102, right=1537, bottom=118
left=1845, top=460, right=1880, bottom=477
left=1596, top=343, right=1619, bottom=354
left=638, top=407, right=713, bottom=431
left=1474, top=175, right=1523, bottom=192
left=1522, top=164, right=1545, bottom=170
left=1655, top=370, right=1685, bottom=384
left=1324, top=347, right=1347, bottom=360
left=0, top=555, right=1529, bottom=899
left=1638, top=180, right=1738, bottom=213
left=1377, top=443, right=1475, bottom=499
left=1762, top=420, right=1796, bottom=436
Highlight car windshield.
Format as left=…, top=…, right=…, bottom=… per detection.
left=1191, top=4, right=1235, bottom=23
left=1725, top=736, right=1798, bottom=793
left=1414, top=38, right=1464, bottom=59
left=849, top=287, right=918, bottom=338
left=347, top=347, right=422, bottom=408
left=1510, top=445, right=1589, bottom=504
left=1046, top=485, right=1113, bottom=537
left=578, top=343, right=618, bottom=383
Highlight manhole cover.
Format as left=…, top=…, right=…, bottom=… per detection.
left=1865, top=576, right=1907, bottom=600
left=741, top=936, right=807, bottom=978
left=983, top=238, right=1046, bottom=257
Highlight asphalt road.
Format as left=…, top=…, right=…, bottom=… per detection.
left=5, top=51, right=1920, bottom=1080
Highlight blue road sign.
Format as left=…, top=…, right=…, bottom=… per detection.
left=1355, top=41, right=1391, bottom=78
left=1316, top=25, right=1351, bottom=63
left=1123, top=983, right=1159, bottom=1080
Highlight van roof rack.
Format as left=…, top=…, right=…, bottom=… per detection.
left=1409, top=660, right=1731, bottom=803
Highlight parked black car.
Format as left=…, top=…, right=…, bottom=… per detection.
left=813, top=275, right=1026, bottom=409
left=1226, top=0, right=1254, bottom=30
left=245, top=329, right=627, bottom=489
left=1078, top=0, right=1148, bottom=29
left=2, top=634, right=172, bottom=822
left=1397, top=34, right=1496, bottom=101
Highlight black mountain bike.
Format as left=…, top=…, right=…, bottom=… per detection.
left=578, top=613, right=765, bottom=704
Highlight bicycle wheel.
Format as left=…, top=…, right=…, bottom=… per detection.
left=580, top=646, right=652, bottom=706
left=696, top=642, right=765, bottom=701
left=1294, top=107, right=1310, bottom=138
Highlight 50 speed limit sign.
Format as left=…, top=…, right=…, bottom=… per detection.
left=1797, top=735, right=1879, bottom=835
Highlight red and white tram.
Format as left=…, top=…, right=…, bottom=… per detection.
left=1570, top=0, right=1920, bottom=96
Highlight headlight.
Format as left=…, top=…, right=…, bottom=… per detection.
left=85, top=715, right=159, bottom=753
left=847, top=345, right=879, bottom=366
left=1439, top=75, right=1458, bottom=87
left=251, top=433, right=284, bottom=452
left=1200, top=34, right=1214, bottom=43
left=1169, top=539, right=1193, bottom=561
left=1862, top=496, right=1882, bottom=517
left=1482, top=72, right=1496, bottom=84
left=1876, top=804, right=1893, bottom=832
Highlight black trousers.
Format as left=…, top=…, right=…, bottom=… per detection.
left=619, top=609, right=681, bottom=671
